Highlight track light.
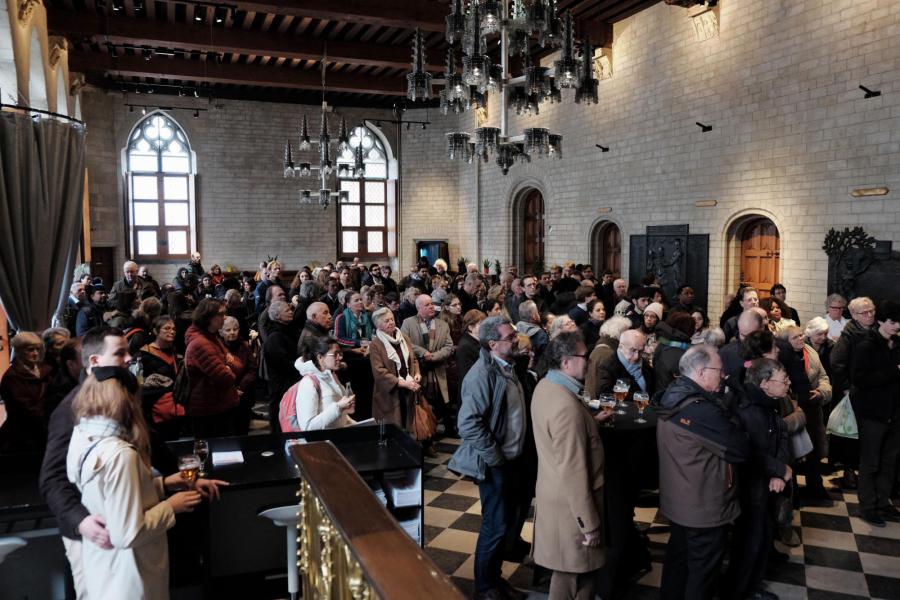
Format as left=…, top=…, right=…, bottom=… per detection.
left=193, top=5, right=205, bottom=22
left=142, top=48, right=152, bottom=61
left=214, top=6, right=227, bottom=23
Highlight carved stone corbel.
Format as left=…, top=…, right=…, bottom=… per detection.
left=17, top=0, right=43, bottom=26
left=69, top=73, right=86, bottom=97
left=688, top=2, right=719, bottom=41
left=592, top=47, right=613, bottom=81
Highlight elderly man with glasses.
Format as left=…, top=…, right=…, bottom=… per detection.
left=593, top=329, right=655, bottom=399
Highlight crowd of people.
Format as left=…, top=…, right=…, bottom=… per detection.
left=0, top=251, right=897, bottom=600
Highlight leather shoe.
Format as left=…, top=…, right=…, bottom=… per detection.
left=862, top=510, right=886, bottom=528
left=496, top=578, right=527, bottom=600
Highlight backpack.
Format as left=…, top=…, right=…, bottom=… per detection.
left=278, top=374, right=320, bottom=432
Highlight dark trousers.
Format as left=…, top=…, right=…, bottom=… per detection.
left=799, top=402, right=828, bottom=496
left=858, top=416, right=900, bottom=512
left=475, top=464, right=517, bottom=593
left=660, top=522, right=728, bottom=600
left=724, top=501, right=773, bottom=600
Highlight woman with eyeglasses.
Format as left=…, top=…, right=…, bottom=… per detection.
left=138, top=317, right=186, bottom=441
left=724, top=358, right=792, bottom=600
left=292, top=336, right=356, bottom=431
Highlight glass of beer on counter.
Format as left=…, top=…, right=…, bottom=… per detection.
left=599, top=395, right=617, bottom=428
left=613, top=379, right=629, bottom=415
left=194, top=439, right=209, bottom=477
left=633, top=391, right=650, bottom=424
left=178, top=454, right=201, bottom=488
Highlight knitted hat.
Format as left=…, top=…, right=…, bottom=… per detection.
left=644, top=302, right=664, bottom=321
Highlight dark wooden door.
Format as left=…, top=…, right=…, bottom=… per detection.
left=522, top=190, right=544, bottom=271
left=600, top=224, right=621, bottom=277
left=740, top=218, right=780, bottom=297
left=90, top=247, right=116, bottom=288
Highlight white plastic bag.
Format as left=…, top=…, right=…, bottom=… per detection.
left=826, top=393, right=858, bottom=439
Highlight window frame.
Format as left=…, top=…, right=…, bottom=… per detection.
left=124, top=112, right=197, bottom=262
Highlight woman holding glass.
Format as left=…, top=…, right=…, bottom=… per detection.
left=66, top=368, right=202, bottom=599
left=369, top=307, right=421, bottom=427
left=293, top=336, right=356, bottom=430
left=334, top=291, right=374, bottom=351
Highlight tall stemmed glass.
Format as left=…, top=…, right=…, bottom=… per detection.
left=633, top=392, right=650, bottom=424
left=613, top=379, right=629, bottom=415
left=194, top=439, right=209, bottom=478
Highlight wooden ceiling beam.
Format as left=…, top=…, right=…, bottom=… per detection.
left=48, top=11, right=444, bottom=71
left=231, top=0, right=445, bottom=32
left=69, top=49, right=409, bottom=95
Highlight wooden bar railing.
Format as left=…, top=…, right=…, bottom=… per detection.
left=290, top=442, right=464, bottom=600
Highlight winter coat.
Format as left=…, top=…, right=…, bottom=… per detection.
left=584, top=335, right=619, bottom=399
left=655, top=377, right=751, bottom=527
left=831, top=320, right=877, bottom=399
left=579, top=319, right=602, bottom=351
left=591, top=350, right=654, bottom=398
left=0, top=361, right=52, bottom=452
left=293, top=359, right=355, bottom=430
left=401, top=316, right=454, bottom=406
left=531, top=375, right=606, bottom=573
left=138, top=344, right=185, bottom=424
left=848, top=331, right=900, bottom=421
left=653, top=322, right=693, bottom=393
left=734, top=385, right=791, bottom=507
left=184, top=325, right=239, bottom=417
left=263, top=322, right=300, bottom=403
left=369, top=331, right=420, bottom=426
left=456, top=333, right=482, bottom=385
left=76, top=303, right=106, bottom=336
left=66, top=419, right=175, bottom=600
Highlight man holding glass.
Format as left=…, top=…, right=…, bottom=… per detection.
left=655, top=345, right=750, bottom=600
left=531, top=331, right=612, bottom=599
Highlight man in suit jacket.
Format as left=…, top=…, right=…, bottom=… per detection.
left=593, top=329, right=655, bottom=399
left=531, top=332, right=610, bottom=599
left=401, top=294, right=454, bottom=421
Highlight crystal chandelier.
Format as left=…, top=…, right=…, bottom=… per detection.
left=407, top=2, right=600, bottom=175
left=406, top=29, right=433, bottom=102
left=281, top=57, right=362, bottom=208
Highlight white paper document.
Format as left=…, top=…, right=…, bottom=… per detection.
left=212, top=451, right=244, bottom=466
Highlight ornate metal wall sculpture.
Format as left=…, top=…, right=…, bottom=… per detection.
left=824, top=227, right=900, bottom=304
left=629, top=225, right=710, bottom=308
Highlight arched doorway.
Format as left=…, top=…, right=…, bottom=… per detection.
left=521, top=189, right=544, bottom=272
left=590, top=220, right=622, bottom=277
left=735, top=217, right=780, bottom=297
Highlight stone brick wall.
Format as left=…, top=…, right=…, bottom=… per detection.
left=454, top=0, right=900, bottom=319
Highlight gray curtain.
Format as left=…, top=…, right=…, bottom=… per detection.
left=0, top=111, right=86, bottom=333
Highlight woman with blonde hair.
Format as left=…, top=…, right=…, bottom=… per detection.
left=67, top=369, right=202, bottom=599
left=0, top=331, right=51, bottom=453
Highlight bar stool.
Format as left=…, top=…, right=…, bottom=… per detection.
left=258, top=506, right=300, bottom=600
left=0, top=536, right=26, bottom=565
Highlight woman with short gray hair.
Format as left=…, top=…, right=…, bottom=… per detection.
left=804, top=316, right=834, bottom=377
left=369, top=307, right=421, bottom=428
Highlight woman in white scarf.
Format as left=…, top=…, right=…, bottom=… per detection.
left=66, top=370, right=203, bottom=600
left=369, top=307, right=421, bottom=427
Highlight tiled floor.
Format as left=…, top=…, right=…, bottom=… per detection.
left=423, top=437, right=900, bottom=600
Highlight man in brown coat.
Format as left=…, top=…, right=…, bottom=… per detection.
left=531, top=331, right=612, bottom=599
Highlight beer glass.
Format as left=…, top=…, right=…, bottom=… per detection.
left=633, top=392, right=650, bottom=424
left=178, top=454, right=201, bottom=488
left=613, top=379, right=629, bottom=415
left=194, top=439, right=209, bottom=477
left=599, top=395, right=617, bottom=428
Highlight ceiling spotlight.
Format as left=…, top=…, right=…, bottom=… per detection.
left=214, top=6, right=227, bottom=24
left=192, top=88, right=199, bottom=98
left=859, top=84, right=881, bottom=99
left=421, top=123, right=427, bottom=130
left=141, top=107, right=147, bottom=115
left=142, top=48, right=152, bottom=61
left=193, top=5, right=205, bottom=22
left=111, top=0, right=124, bottom=11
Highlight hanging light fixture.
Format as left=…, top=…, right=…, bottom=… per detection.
left=481, top=1, right=501, bottom=35
left=526, top=0, right=548, bottom=33
left=467, top=87, right=488, bottom=111
left=298, top=114, right=311, bottom=150
left=462, top=3, right=491, bottom=92
left=283, top=140, right=295, bottom=177
left=440, top=88, right=466, bottom=115
left=554, top=11, right=579, bottom=88
left=446, top=132, right=471, bottom=161
left=474, top=126, right=501, bottom=159
left=444, top=47, right=468, bottom=102
left=540, top=0, right=562, bottom=47
left=525, top=63, right=551, bottom=96
left=353, top=143, right=366, bottom=178
left=446, top=0, right=466, bottom=44
left=575, top=36, right=599, bottom=105
left=337, top=116, right=350, bottom=153
left=487, top=64, right=503, bottom=92
left=406, top=29, right=433, bottom=101
left=524, top=127, right=550, bottom=156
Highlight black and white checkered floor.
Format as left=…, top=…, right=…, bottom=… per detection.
left=423, top=437, right=900, bottom=600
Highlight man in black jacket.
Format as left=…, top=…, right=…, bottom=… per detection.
left=656, top=345, right=750, bottom=600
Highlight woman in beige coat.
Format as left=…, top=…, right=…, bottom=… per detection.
left=66, top=369, right=202, bottom=600
left=531, top=332, right=611, bottom=600
left=369, top=307, right=421, bottom=427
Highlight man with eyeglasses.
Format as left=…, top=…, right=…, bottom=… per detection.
left=824, top=293, right=850, bottom=341
left=449, top=316, right=529, bottom=600
left=530, top=332, right=612, bottom=599
left=829, top=296, right=878, bottom=490
left=594, top=329, right=654, bottom=398
left=656, top=345, right=751, bottom=600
